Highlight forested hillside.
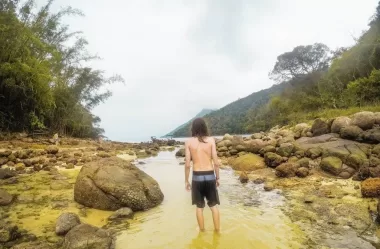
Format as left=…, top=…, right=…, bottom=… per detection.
left=163, top=109, right=215, bottom=137
left=0, top=0, right=123, bottom=138
left=171, top=2, right=380, bottom=137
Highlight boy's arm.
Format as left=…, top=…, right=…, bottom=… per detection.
left=185, top=141, right=191, bottom=186
left=211, top=138, right=220, bottom=180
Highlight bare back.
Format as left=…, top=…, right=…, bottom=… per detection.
left=185, top=137, right=217, bottom=172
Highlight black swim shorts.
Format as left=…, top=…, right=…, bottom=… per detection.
left=191, top=170, right=220, bottom=208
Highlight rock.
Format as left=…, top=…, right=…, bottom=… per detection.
left=175, top=148, right=185, bottom=157
left=331, top=117, right=351, bottom=133
left=275, top=163, right=298, bottom=178
left=235, top=145, right=246, bottom=152
left=373, top=144, right=380, bottom=157
left=340, top=125, right=363, bottom=140
left=217, top=140, right=232, bottom=148
left=294, top=123, right=310, bottom=138
left=0, top=189, right=13, bottom=206
left=46, top=145, right=59, bottom=154
left=311, top=118, right=330, bottom=136
left=320, top=157, right=343, bottom=175
left=7, top=153, right=16, bottom=162
left=351, top=111, right=376, bottom=130
left=238, top=172, right=249, bottom=183
left=0, top=151, right=12, bottom=157
left=217, top=146, right=228, bottom=152
left=361, top=178, right=380, bottom=197
left=74, top=157, right=164, bottom=211
left=56, top=213, right=81, bottom=236
left=264, top=152, right=283, bottom=168
left=0, top=157, right=8, bottom=166
left=339, top=171, right=352, bottom=179
left=370, top=156, right=380, bottom=167
left=52, top=201, right=69, bottom=209
left=259, top=145, right=276, bottom=156
left=0, top=168, right=16, bottom=179
left=296, top=158, right=310, bottom=168
left=108, top=208, right=134, bottom=221
left=264, top=182, right=274, bottom=191
left=15, top=163, right=25, bottom=171
left=277, top=143, right=295, bottom=157
left=66, top=158, right=78, bottom=165
left=244, top=139, right=268, bottom=153
left=0, top=225, right=19, bottom=243
left=305, top=148, right=322, bottom=159
left=345, top=153, right=366, bottom=170
left=229, top=154, right=266, bottom=171
left=296, top=167, right=309, bottom=178
left=251, top=133, right=262, bottom=139
left=98, top=152, right=111, bottom=158
left=50, top=180, right=71, bottom=190
left=223, top=134, right=233, bottom=141
left=362, top=128, right=380, bottom=143
left=65, top=163, right=75, bottom=169
left=62, top=224, right=114, bottom=249
left=253, top=178, right=265, bottom=184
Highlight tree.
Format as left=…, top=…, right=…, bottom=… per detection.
left=269, top=43, right=331, bottom=83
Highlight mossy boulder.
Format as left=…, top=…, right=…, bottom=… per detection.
left=62, top=224, right=114, bottom=249
left=361, top=178, right=380, bottom=197
left=345, top=154, right=366, bottom=170
left=277, top=143, right=294, bottom=157
left=340, top=125, right=363, bottom=140
left=296, top=158, right=310, bottom=168
left=46, top=145, right=59, bottom=154
left=320, top=157, right=343, bottom=175
left=373, top=144, right=380, bottom=157
left=229, top=154, right=266, bottom=171
left=264, top=152, right=283, bottom=168
left=275, top=163, right=298, bottom=178
left=175, top=148, right=185, bottom=157
left=331, top=116, right=351, bottom=133
left=296, top=167, right=309, bottom=178
left=351, top=111, right=376, bottom=130
left=74, top=157, right=164, bottom=211
left=311, top=118, right=330, bottom=136
left=305, top=147, right=322, bottom=159
left=238, top=172, right=249, bottom=183
left=259, top=145, right=276, bottom=156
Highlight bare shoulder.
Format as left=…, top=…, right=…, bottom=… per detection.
left=205, top=136, right=215, bottom=144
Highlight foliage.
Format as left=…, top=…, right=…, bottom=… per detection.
left=0, top=0, right=124, bottom=137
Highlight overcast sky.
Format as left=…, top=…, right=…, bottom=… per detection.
left=46, top=0, right=378, bottom=142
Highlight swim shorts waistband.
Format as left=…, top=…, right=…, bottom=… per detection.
left=192, top=170, right=215, bottom=176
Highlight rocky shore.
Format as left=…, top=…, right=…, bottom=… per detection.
left=0, top=135, right=180, bottom=249
left=174, top=111, right=380, bottom=247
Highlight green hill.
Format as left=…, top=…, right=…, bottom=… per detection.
left=163, top=109, right=215, bottom=137
left=170, top=83, right=287, bottom=137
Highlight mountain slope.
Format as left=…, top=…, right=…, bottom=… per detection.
left=171, top=83, right=287, bottom=137
left=163, top=109, right=215, bottom=137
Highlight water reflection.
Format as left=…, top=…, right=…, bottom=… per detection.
left=188, top=232, right=221, bottom=249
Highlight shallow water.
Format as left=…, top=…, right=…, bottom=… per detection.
left=116, top=150, right=306, bottom=249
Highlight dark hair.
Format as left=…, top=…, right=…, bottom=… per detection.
left=191, top=118, right=209, bottom=143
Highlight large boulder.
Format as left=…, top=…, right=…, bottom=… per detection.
left=175, top=148, right=185, bottom=157
left=361, top=178, right=380, bottom=197
left=264, top=152, right=283, bottom=168
left=331, top=117, right=351, bottom=133
left=320, top=157, right=343, bottom=176
left=362, top=128, right=380, bottom=143
left=277, top=143, right=294, bottom=157
left=74, top=157, right=164, bottom=211
left=351, top=111, right=376, bottom=130
left=243, top=139, right=268, bottom=153
left=217, top=140, right=232, bottom=148
left=46, top=145, right=59, bottom=154
left=0, top=189, right=13, bottom=206
left=0, top=168, right=16, bottom=179
left=305, top=147, right=322, bottom=159
left=275, top=163, right=299, bottom=178
left=311, top=118, right=330, bottom=136
left=294, top=123, right=310, bottom=138
left=62, top=224, right=114, bottom=249
left=229, top=154, right=266, bottom=171
left=340, top=125, right=363, bottom=140
left=56, top=213, right=81, bottom=235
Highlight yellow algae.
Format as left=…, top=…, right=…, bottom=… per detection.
left=0, top=169, right=113, bottom=237
left=117, top=153, right=136, bottom=161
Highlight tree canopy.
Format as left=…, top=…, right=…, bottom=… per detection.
left=0, top=0, right=124, bottom=137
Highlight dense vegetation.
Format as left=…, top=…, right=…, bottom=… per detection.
left=171, top=2, right=380, bottom=137
left=164, top=109, right=215, bottom=137
left=0, top=0, right=123, bottom=138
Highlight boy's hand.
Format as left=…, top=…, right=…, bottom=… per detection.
left=216, top=180, right=220, bottom=187
left=185, top=181, right=191, bottom=191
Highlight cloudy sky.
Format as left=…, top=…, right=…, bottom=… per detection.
left=47, top=0, right=378, bottom=142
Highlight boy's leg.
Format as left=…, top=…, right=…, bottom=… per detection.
left=196, top=207, right=205, bottom=231
left=210, top=205, right=220, bottom=232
